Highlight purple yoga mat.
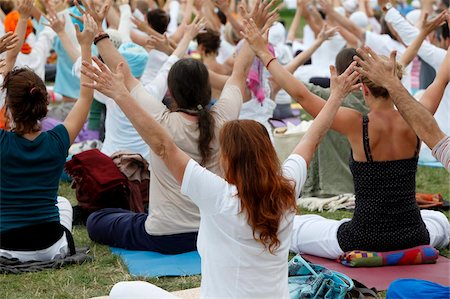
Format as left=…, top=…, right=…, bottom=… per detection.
left=303, top=254, right=450, bottom=291
left=270, top=109, right=302, bottom=128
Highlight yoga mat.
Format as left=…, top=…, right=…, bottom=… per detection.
left=110, top=247, right=201, bottom=277
left=270, top=109, right=302, bottom=128
left=302, top=254, right=450, bottom=291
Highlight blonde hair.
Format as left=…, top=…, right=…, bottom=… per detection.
left=361, top=56, right=403, bottom=99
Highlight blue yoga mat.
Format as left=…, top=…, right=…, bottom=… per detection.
left=110, top=247, right=201, bottom=277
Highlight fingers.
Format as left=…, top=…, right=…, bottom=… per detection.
left=74, top=23, right=81, bottom=35
left=364, top=46, right=379, bottom=62
left=353, top=66, right=369, bottom=78
left=0, top=32, right=13, bottom=42
left=349, top=82, right=363, bottom=92
left=99, top=0, right=112, bottom=17
left=81, top=61, right=108, bottom=85
left=261, top=13, right=279, bottom=33
left=348, top=68, right=360, bottom=85
left=422, top=12, right=429, bottom=24
left=343, top=61, right=357, bottom=76
left=70, top=12, right=84, bottom=23
left=389, top=50, right=397, bottom=66
left=329, top=64, right=337, bottom=78
left=74, top=0, right=86, bottom=15
left=115, top=62, right=124, bottom=74
left=92, top=56, right=106, bottom=71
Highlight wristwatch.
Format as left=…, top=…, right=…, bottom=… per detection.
left=382, top=2, right=393, bottom=12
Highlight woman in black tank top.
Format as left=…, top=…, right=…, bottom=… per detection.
left=337, top=115, right=430, bottom=252
left=243, top=42, right=450, bottom=258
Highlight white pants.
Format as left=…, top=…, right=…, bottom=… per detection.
left=0, top=196, right=73, bottom=262
left=109, top=281, right=178, bottom=299
left=290, top=210, right=450, bottom=259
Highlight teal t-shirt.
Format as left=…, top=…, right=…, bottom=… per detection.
left=0, top=125, right=70, bottom=233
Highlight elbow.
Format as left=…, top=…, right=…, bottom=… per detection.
left=154, top=139, right=178, bottom=162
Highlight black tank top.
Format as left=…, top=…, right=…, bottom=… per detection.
left=337, top=115, right=430, bottom=252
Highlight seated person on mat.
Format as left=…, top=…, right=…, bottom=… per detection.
left=82, top=0, right=265, bottom=254
left=81, top=31, right=361, bottom=299
left=242, top=21, right=450, bottom=259
left=0, top=14, right=97, bottom=261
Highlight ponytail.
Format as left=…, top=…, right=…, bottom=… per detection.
left=197, top=107, right=215, bottom=166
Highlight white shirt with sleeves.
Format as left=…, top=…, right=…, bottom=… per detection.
left=71, top=54, right=178, bottom=160
left=181, top=154, right=307, bottom=299
left=15, top=26, right=56, bottom=80
left=384, top=7, right=446, bottom=70
left=140, top=50, right=169, bottom=87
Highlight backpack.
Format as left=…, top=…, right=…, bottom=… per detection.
left=65, top=149, right=131, bottom=214
left=288, top=255, right=379, bottom=299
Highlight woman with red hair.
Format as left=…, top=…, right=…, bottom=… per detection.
left=81, top=38, right=360, bottom=297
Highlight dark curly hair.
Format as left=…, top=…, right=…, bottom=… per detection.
left=3, top=68, right=48, bottom=135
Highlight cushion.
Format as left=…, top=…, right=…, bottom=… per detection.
left=338, top=245, right=439, bottom=267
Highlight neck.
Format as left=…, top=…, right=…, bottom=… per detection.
left=22, top=130, right=41, bottom=141
left=367, top=97, right=395, bottom=112
left=202, top=54, right=217, bottom=63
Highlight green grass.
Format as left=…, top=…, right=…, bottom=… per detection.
left=1, top=166, right=448, bottom=298
left=2, top=8, right=450, bottom=299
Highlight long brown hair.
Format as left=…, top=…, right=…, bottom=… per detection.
left=168, top=58, right=215, bottom=166
left=219, top=120, right=296, bottom=254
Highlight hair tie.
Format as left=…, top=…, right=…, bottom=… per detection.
left=197, top=104, right=203, bottom=111
left=30, top=87, right=37, bottom=94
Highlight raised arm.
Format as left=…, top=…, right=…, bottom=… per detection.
left=142, top=17, right=206, bottom=99
left=418, top=45, right=450, bottom=115
left=214, top=0, right=244, bottom=35
left=63, top=14, right=97, bottom=144
left=293, top=64, right=360, bottom=165
left=354, top=47, right=446, bottom=149
left=286, top=0, right=303, bottom=42
left=242, top=18, right=361, bottom=136
left=4, top=0, right=33, bottom=73
left=302, top=1, right=325, bottom=36
left=285, top=24, right=337, bottom=74
left=74, top=0, right=141, bottom=91
left=399, top=11, right=447, bottom=67
left=319, top=0, right=365, bottom=41
left=44, top=13, right=80, bottom=62
left=82, top=59, right=190, bottom=184
left=0, top=33, right=19, bottom=74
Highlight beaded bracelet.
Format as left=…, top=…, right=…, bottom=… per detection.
left=94, top=33, right=110, bottom=45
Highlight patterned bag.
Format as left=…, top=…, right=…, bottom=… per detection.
left=288, top=255, right=379, bottom=299
left=288, top=255, right=354, bottom=299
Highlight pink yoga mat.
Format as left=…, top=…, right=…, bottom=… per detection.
left=302, top=254, right=450, bottom=291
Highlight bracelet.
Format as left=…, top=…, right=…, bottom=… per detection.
left=94, top=33, right=110, bottom=45
left=265, top=57, right=276, bottom=69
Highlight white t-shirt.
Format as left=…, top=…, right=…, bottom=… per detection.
left=72, top=55, right=179, bottom=160
left=140, top=50, right=169, bottom=87
left=181, top=154, right=307, bottom=299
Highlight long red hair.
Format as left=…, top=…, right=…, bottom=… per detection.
left=219, top=120, right=296, bottom=254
